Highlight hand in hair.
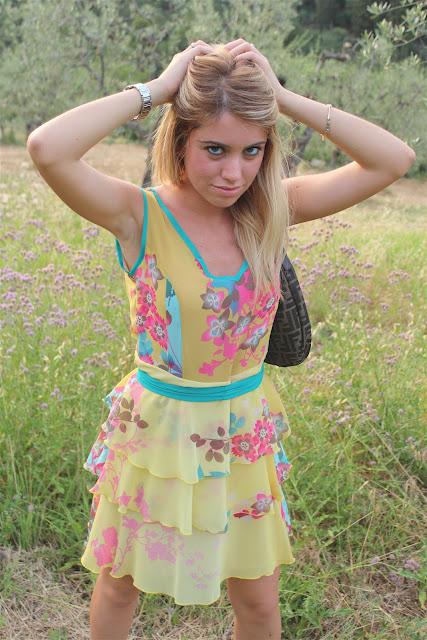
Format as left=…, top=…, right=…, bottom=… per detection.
left=156, top=40, right=214, bottom=104
left=225, top=38, right=283, bottom=101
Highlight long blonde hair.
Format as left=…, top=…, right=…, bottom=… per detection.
left=150, top=44, right=290, bottom=301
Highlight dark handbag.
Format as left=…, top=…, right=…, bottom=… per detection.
left=264, top=254, right=312, bottom=367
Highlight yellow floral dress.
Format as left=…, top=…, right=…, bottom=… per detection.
left=80, top=186, right=295, bottom=606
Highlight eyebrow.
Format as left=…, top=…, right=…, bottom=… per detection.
left=198, top=139, right=267, bottom=148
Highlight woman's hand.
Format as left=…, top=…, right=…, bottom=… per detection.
left=154, top=40, right=214, bottom=104
left=224, top=38, right=283, bottom=101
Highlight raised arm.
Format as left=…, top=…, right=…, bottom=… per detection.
left=276, top=87, right=416, bottom=225
left=26, top=41, right=213, bottom=239
left=225, top=38, right=416, bottom=226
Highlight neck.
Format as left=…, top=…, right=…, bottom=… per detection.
left=165, top=181, right=230, bottom=225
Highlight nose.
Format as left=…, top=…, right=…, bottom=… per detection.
left=220, top=155, right=243, bottom=183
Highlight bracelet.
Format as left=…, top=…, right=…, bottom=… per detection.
left=320, top=103, right=332, bottom=142
left=123, top=83, right=152, bottom=120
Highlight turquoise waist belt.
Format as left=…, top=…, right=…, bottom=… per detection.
left=136, top=364, right=264, bottom=402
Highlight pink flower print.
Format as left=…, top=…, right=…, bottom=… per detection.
left=276, top=462, right=292, bottom=483
left=135, top=312, right=149, bottom=333
left=254, top=418, right=274, bottom=451
left=122, top=516, right=142, bottom=532
left=253, top=493, right=273, bottom=515
left=137, top=282, right=156, bottom=311
left=222, top=335, right=240, bottom=359
left=129, top=376, right=145, bottom=406
left=145, top=254, right=164, bottom=289
left=234, top=277, right=255, bottom=313
left=200, top=287, right=225, bottom=312
left=147, top=311, right=168, bottom=349
left=135, top=485, right=150, bottom=519
left=231, top=432, right=260, bottom=462
left=135, top=284, right=157, bottom=333
left=118, top=491, right=131, bottom=507
left=231, top=313, right=253, bottom=337
left=201, top=310, right=235, bottom=344
left=198, top=359, right=222, bottom=376
left=240, top=324, right=268, bottom=352
left=92, top=527, right=118, bottom=566
left=146, top=540, right=176, bottom=563
left=233, top=493, right=274, bottom=520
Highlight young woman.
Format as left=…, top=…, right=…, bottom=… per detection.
left=27, top=38, right=415, bottom=640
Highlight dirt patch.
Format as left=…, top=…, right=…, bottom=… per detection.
left=1, top=143, right=148, bottom=186
left=0, top=546, right=233, bottom=640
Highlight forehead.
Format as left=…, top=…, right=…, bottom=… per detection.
left=190, top=111, right=267, bottom=145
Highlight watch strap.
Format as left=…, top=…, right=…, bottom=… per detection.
left=123, top=83, right=152, bottom=120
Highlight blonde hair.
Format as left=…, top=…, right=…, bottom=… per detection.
left=151, top=44, right=290, bottom=301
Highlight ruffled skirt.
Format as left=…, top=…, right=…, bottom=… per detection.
left=80, top=366, right=295, bottom=606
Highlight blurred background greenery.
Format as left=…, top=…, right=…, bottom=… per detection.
left=1, top=2, right=426, bottom=639
left=0, top=0, right=426, bottom=176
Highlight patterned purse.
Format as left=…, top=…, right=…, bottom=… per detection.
left=264, top=255, right=312, bottom=367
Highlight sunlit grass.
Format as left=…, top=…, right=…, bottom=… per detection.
left=1, top=145, right=426, bottom=639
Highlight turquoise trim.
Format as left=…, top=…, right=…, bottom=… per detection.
left=137, top=364, right=264, bottom=402
left=115, top=189, right=148, bottom=277
left=165, top=279, right=183, bottom=377
left=149, top=187, right=248, bottom=283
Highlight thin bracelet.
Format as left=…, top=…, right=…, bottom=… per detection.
left=320, top=104, right=332, bottom=142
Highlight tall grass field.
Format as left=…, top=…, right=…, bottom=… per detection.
left=0, top=144, right=426, bottom=639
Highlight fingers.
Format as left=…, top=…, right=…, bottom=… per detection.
left=182, top=41, right=213, bottom=63
left=224, top=38, right=256, bottom=53
left=224, top=38, right=250, bottom=49
left=185, top=40, right=212, bottom=52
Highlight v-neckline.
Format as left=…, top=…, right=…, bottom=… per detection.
left=149, top=187, right=249, bottom=284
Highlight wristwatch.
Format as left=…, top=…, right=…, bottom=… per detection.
left=123, top=83, right=152, bottom=120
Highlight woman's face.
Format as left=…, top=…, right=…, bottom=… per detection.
left=182, top=111, right=268, bottom=206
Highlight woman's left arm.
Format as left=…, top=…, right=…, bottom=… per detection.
left=226, top=38, right=417, bottom=225
left=278, top=88, right=415, bottom=176
left=277, top=88, right=416, bottom=225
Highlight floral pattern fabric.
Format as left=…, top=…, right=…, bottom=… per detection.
left=80, top=187, right=295, bottom=605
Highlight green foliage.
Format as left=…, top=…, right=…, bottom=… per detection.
left=274, top=49, right=425, bottom=174
left=0, top=0, right=425, bottom=172
left=0, top=148, right=425, bottom=637
left=288, top=25, right=350, bottom=54
left=360, top=0, right=427, bottom=66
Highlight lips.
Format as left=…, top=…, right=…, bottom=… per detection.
left=213, top=185, right=242, bottom=195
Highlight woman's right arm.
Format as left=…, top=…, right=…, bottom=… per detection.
left=26, top=80, right=166, bottom=240
left=27, top=40, right=212, bottom=239
left=28, top=84, right=164, bottom=166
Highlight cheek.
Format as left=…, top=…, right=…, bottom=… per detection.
left=185, top=151, right=214, bottom=178
left=248, top=156, right=264, bottom=178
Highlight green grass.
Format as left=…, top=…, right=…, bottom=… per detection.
left=0, top=146, right=426, bottom=639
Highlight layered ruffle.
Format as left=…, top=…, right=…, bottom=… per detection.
left=80, top=367, right=295, bottom=605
